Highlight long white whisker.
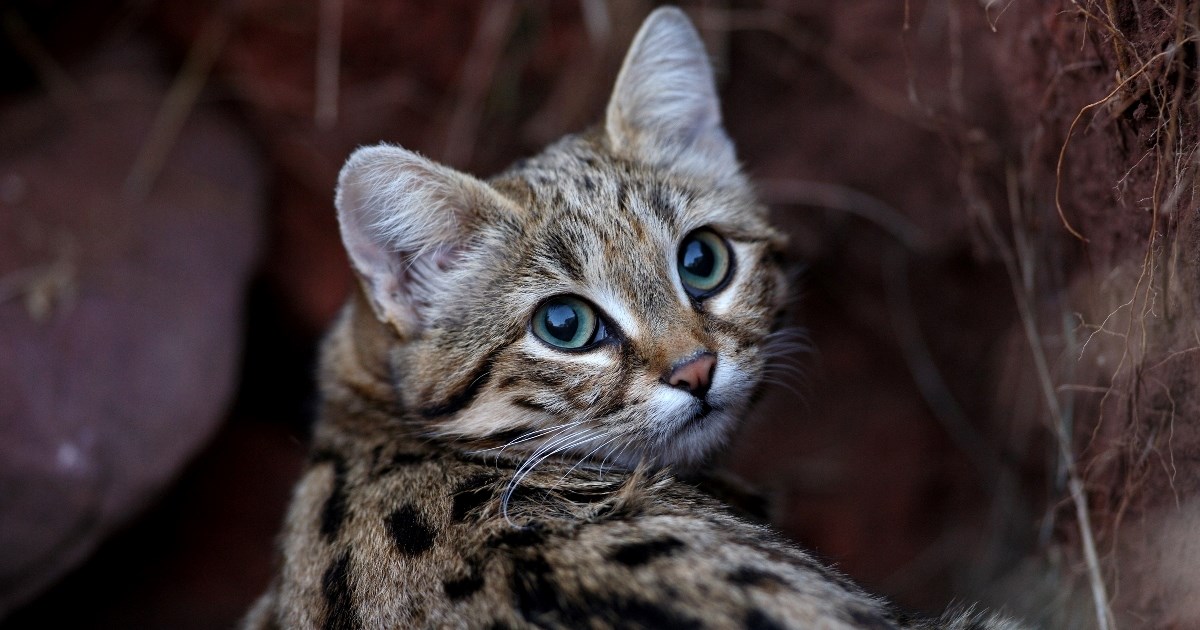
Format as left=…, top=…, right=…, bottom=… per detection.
left=502, top=429, right=602, bottom=525
left=470, top=420, right=586, bottom=454
left=555, top=434, right=621, bottom=488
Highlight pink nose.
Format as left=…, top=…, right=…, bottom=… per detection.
left=664, top=352, right=716, bottom=399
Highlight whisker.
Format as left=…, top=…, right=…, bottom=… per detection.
left=469, top=420, right=585, bottom=454
left=501, top=429, right=603, bottom=525
left=555, top=434, right=621, bottom=487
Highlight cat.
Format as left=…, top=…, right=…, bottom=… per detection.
left=244, top=7, right=1021, bottom=629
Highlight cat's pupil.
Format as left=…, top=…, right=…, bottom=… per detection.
left=543, top=304, right=580, bottom=342
left=682, top=239, right=715, bottom=279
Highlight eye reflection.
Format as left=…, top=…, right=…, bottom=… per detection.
left=677, top=229, right=732, bottom=297
left=532, top=296, right=601, bottom=349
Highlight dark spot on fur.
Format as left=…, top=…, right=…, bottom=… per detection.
left=488, top=523, right=547, bottom=548
left=420, top=352, right=497, bottom=418
left=443, top=573, right=486, bottom=600
left=452, top=474, right=497, bottom=521
left=846, top=609, right=902, bottom=630
left=321, top=552, right=361, bottom=630
left=387, top=504, right=436, bottom=556
left=609, top=536, right=685, bottom=566
left=511, top=553, right=700, bottom=629
left=582, top=175, right=595, bottom=191
left=511, top=555, right=561, bottom=622
left=312, top=451, right=348, bottom=542
left=389, top=452, right=426, bottom=466
left=728, top=566, right=789, bottom=591
left=746, top=609, right=787, bottom=630
left=595, top=595, right=701, bottom=629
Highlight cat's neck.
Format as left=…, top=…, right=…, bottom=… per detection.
left=314, top=288, right=409, bottom=442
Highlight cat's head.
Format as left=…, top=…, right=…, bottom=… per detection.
left=333, top=7, right=788, bottom=469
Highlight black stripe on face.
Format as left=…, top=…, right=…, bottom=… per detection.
left=420, top=352, right=498, bottom=418
left=544, top=230, right=585, bottom=282
left=648, top=183, right=677, bottom=225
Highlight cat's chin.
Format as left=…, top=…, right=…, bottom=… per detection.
left=659, top=406, right=738, bottom=467
left=598, top=405, right=738, bottom=471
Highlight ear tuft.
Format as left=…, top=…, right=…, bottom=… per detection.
left=605, top=7, right=737, bottom=181
left=336, top=144, right=506, bottom=336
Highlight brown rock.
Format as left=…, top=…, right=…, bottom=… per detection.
left=0, top=41, right=262, bottom=616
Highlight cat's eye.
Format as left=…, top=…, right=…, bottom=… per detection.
left=531, top=296, right=606, bottom=350
left=677, top=228, right=732, bottom=298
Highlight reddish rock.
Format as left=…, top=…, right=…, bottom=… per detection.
left=0, top=41, right=262, bottom=615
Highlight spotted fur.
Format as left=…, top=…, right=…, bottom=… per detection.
left=245, top=7, right=1022, bottom=629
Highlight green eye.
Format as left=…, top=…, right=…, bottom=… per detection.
left=677, top=229, right=732, bottom=297
left=532, top=296, right=600, bottom=349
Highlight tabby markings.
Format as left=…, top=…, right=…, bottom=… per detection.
left=487, top=524, right=547, bottom=549
left=745, top=609, right=788, bottom=630
left=387, top=504, right=436, bottom=556
left=451, top=473, right=497, bottom=521
left=321, top=552, right=361, bottom=630
left=511, top=553, right=702, bottom=629
left=728, top=566, right=789, bottom=593
left=443, top=572, right=486, bottom=601
left=311, top=451, right=348, bottom=541
left=419, top=353, right=498, bottom=418
left=608, top=536, right=685, bottom=566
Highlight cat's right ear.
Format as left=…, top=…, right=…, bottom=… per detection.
left=335, top=144, right=511, bottom=336
left=605, top=7, right=738, bottom=181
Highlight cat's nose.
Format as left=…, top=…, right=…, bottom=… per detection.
left=663, top=352, right=716, bottom=399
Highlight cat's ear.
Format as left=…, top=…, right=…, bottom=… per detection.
left=606, top=7, right=738, bottom=181
left=336, top=144, right=510, bottom=336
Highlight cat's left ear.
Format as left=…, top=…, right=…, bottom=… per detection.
left=606, top=7, right=738, bottom=181
left=335, top=144, right=515, bottom=337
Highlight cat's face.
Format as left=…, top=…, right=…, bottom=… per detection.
left=335, top=8, right=787, bottom=469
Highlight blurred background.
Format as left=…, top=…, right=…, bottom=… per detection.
left=2, top=1, right=1198, bottom=628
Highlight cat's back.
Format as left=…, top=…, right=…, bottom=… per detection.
left=247, top=432, right=909, bottom=630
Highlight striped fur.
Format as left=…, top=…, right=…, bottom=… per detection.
left=245, top=7, right=1023, bottom=629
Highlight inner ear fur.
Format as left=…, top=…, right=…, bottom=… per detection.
left=605, top=6, right=739, bottom=182
left=335, top=144, right=514, bottom=337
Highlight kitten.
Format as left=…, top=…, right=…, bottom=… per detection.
left=244, top=7, right=1021, bottom=629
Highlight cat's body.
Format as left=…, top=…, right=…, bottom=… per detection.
left=247, top=8, right=1020, bottom=629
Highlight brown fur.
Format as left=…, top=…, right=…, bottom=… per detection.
left=245, top=8, right=1023, bottom=629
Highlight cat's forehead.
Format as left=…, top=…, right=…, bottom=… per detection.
left=491, top=134, right=768, bottom=241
